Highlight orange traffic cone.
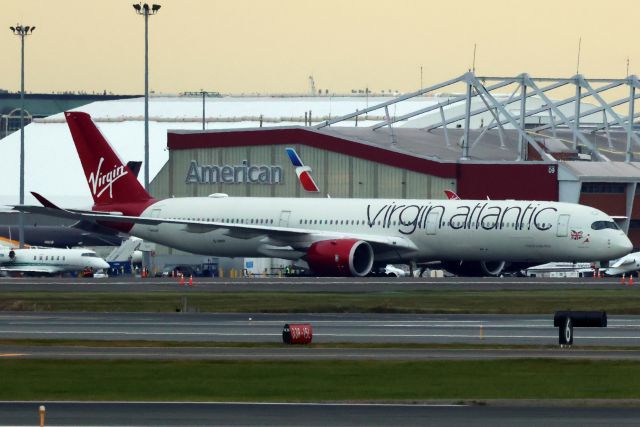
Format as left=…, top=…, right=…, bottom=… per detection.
left=188, top=275, right=193, bottom=287
left=179, top=275, right=185, bottom=286
left=630, top=274, right=634, bottom=286
left=621, top=274, right=627, bottom=285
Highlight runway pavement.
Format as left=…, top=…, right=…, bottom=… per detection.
left=0, top=275, right=630, bottom=292
left=0, top=312, right=639, bottom=347
left=2, top=402, right=640, bottom=426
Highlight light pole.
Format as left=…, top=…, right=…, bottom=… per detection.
left=133, top=3, right=160, bottom=277
left=184, top=90, right=220, bottom=130
left=133, top=3, right=160, bottom=191
left=10, top=24, right=35, bottom=249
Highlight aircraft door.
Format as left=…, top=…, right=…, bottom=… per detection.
left=556, top=214, right=570, bottom=237
left=279, top=210, right=291, bottom=227
left=425, top=211, right=439, bottom=235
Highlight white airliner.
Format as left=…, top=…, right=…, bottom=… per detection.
left=0, top=247, right=109, bottom=276
left=12, top=112, right=633, bottom=277
left=605, top=252, right=640, bottom=276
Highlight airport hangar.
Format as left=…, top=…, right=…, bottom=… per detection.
left=149, top=73, right=640, bottom=272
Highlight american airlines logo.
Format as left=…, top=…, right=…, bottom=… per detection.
left=185, top=160, right=283, bottom=185
left=88, top=157, right=128, bottom=199
left=286, top=148, right=320, bottom=192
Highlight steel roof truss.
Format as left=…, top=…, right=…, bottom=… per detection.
left=467, top=74, right=549, bottom=161
left=316, top=74, right=467, bottom=129
left=523, top=76, right=608, bottom=161
left=373, top=78, right=518, bottom=131
left=430, top=78, right=568, bottom=132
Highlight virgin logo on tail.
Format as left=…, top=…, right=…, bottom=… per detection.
left=286, top=148, right=320, bottom=192
left=88, top=157, right=128, bottom=199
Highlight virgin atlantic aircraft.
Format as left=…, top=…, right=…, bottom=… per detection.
left=13, top=112, right=633, bottom=277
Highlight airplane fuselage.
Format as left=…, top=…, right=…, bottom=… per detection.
left=127, top=196, right=631, bottom=264
left=0, top=247, right=110, bottom=274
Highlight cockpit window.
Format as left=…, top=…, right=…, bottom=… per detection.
left=591, top=221, right=619, bottom=231
left=81, top=253, right=97, bottom=257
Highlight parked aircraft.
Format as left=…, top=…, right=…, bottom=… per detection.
left=0, top=246, right=110, bottom=276
left=605, top=252, right=640, bottom=276
left=12, top=112, right=633, bottom=277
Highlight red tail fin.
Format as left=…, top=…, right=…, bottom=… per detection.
left=444, top=189, right=461, bottom=200
left=65, top=112, right=152, bottom=206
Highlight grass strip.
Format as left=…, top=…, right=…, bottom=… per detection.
left=2, top=289, right=640, bottom=314
left=2, top=359, right=640, bottom=401
left=2, top=338, right=640, bottom=351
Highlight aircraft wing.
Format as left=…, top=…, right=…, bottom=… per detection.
left=0, top=264, right=64, bottom=274
left=13, top=203, right=419, bottom=254
left=0, top=237, right=20, bottom=248
left=610, top=255, right=636, bottom=268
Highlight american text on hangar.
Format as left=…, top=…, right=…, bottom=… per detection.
left=185, top=160, right=284, bottom=185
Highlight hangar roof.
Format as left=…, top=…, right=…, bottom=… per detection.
left=169, top=125, right=571, bottom=163
left=561, top=161, right=640, bottom=181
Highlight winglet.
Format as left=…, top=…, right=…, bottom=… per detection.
left=31, top=192, right=62, bottom=209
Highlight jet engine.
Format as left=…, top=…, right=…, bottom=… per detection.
left=306, top=239, right=374, bottom=277
left=442, top=260, right=506, bottom=277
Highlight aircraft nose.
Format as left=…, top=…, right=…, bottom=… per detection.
left=615, top=234, right=633, bottom=256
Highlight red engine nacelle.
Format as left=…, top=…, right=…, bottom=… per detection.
left=306, top=239, right=374, bottom=277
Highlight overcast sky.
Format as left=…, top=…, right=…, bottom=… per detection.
left=1, top=0, right=638, bottom=95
